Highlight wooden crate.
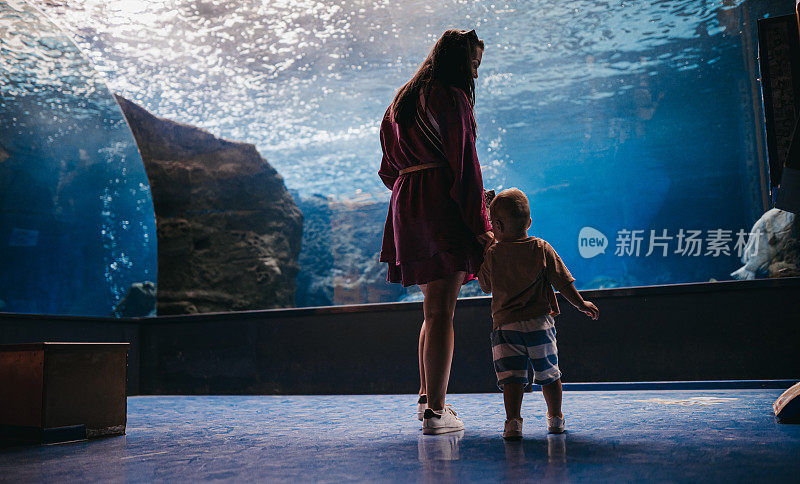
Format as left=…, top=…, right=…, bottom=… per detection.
left=0, top=342, right=128, bottom=446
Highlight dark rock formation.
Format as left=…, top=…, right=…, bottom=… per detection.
left=116, top=95, right=302, bottom=314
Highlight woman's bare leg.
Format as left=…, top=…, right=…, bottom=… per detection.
left=418, top=284, right=428, bottom=396
left=417, top=284, right=428, bottom=395
left=422, top=271, right=465, bottom=410
left=418, top=319, right=426, bottom=396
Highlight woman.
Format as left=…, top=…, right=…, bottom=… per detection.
left=378, top=29, right=492, bottom=435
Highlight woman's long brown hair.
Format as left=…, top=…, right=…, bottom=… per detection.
left=390, top=29, right=484, bottom=126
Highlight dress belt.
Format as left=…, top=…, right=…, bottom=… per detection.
left=398, top=162, right=448, bottom=175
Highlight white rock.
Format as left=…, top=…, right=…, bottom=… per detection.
left=731, top=208, right=795, bottom=280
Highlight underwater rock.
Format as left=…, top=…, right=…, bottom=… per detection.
left=116, top=95, right=302, bottom=314
left=293, top=192, right=405, bottom=307
left=731, top=208, right=799, bottom=280
left=112, top=281, right=156, bottom=317
left=293, top=191, right=489, bottom=307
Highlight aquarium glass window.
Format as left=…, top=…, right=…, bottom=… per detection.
left=28, top=0, right=799, bottom=309
left=0, top=0, right=157, bottom=316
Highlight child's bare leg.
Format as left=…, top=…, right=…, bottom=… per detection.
left=541, top=379, right=563, bottom=418
left=503, top=383, right=525, bottom=420
left=418, top=320, right=426, bottom=396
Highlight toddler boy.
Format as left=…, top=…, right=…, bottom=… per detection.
left=478, top=188, right=599, bottom=440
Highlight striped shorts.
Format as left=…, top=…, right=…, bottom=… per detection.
left=490, top=314, right=561, bottom=388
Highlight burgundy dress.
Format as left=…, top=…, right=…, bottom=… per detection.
left=379, top=83, right=491, bottom=287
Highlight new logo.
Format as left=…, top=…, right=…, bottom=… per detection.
left=579, top=227, right=607, bottom=258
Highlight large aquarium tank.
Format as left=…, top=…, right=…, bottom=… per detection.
left=20, top=0, right=799, bottom=309
left=0, top=0, right=157, bottom=316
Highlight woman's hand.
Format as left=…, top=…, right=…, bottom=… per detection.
left=477, top=231, right=494, bottom=249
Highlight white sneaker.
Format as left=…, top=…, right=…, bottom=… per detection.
left=503, top=417, right=523, bottom=440
left=422, top=406, right=464, bottom=435
left=547, top=415, right=565, bottom=434
left=417, top=394, right=427, bottom=421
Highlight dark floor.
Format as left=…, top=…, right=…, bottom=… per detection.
left=1, top=390, right=798, bottom=482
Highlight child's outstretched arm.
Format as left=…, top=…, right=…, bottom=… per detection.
left=543, top=240, right=599, bottom=319
left=559, top=283, right=599, bottom=320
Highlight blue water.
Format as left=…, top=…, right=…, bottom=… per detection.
left=21, top=0, right=796, bottom=303
left=0, top=0, right=157, bottom=316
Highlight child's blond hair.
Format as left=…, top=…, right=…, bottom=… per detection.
left=489, top=188, right=530, bottom=233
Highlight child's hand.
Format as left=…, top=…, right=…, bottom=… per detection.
left=477, top=231, right=494, bottom=249
left=580, top=301, right=599, bottom=320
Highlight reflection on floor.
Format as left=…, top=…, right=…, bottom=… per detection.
left=1, top=390, right=798, bottom=482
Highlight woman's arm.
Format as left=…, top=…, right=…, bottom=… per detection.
left=378, top=114, right=399, bottom=190
left=430, top=86, right=491, bottom=236
left=477, top=245, right=493, bottom=293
